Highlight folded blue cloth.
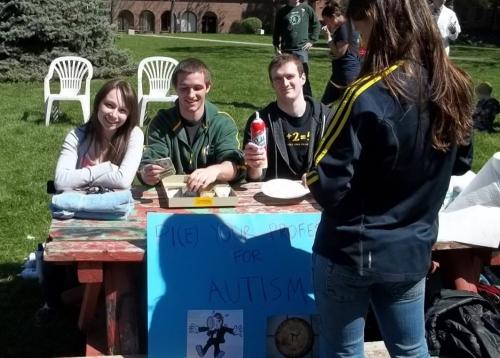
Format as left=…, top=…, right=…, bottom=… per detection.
left=51, top=190, right=134, bottom=220
left=51, top=209, right=131, bottom=220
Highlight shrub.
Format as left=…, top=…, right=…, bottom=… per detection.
left=241, top=17, right=263, bottom=34
left=229, top=20, right=245, bottom=34
left=0, top=0, right=133, bottom=82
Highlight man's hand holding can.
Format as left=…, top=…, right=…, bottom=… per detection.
left=249, top=113, right=267, bottom=169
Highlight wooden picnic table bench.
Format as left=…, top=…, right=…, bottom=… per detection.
left=44, top=182, right=319, bottom=355
left=44, top=182, right=499, bottom=356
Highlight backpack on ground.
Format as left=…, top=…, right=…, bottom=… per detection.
left=425, top=289, right=500, bottom=358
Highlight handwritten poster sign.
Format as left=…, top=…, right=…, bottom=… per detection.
left=147, top=212, right=321, bottom=357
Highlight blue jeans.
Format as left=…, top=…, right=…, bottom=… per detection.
left=312, top=254, right=429, bottom=358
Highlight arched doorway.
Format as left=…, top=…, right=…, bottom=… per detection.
left=161, top=11, right=174, bottom=32
left=117, top=10, right=134, bottom=32
left=201, top=12, right=217, bottom=33
left=139, top=10, right=155, bottom=33
left=180, top=11, right=197, bottom=33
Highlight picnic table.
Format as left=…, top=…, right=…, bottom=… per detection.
left=44, top=182, right=499, bottom=356
left=44, top=182, right=319, bottom=356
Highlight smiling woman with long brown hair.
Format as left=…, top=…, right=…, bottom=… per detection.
left=38, top=80, right=143, bottom=323
left=54, top=79, right=143, bottom=191
left=306, top=0, right=473, bottom=356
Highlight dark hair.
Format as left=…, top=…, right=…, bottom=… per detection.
left=268, top=53, right=304, bottom=82
left=476, top=82, right=493, bottom=96
left=172, top=58, right=212, bottom=89
left=347, top=0, right=473, bottom=151
left=322, top=1, right=343, bottom=18
left=85, top=79, right=138, bottom=165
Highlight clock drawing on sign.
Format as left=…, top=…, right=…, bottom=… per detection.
left=274, top=317, right=314, bottom=357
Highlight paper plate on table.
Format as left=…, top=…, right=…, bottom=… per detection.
left=261, top=179, right=309, bottom=199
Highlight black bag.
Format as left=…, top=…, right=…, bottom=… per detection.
left=425, top=289, right=500, bottom=358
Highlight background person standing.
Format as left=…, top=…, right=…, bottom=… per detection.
left=430, top=0, right=461, bottom=55
left=273, top=0, right=321, bottom=97
left=320, top=2, right=361, bottom=106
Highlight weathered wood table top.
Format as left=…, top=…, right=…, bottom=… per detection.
left=44, top=182, right=321, bottom=262
left=44, top=181, right=495, bottom=263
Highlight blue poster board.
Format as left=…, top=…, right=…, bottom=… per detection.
left=147, top=212, right=321, bottom=357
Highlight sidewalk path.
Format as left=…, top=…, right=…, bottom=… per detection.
left=135, top=34, right=490, bottom=60
left=136, top=33, right=329, bottom=52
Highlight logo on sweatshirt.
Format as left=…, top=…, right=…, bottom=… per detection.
left=289, top=13, right=301, bottom=26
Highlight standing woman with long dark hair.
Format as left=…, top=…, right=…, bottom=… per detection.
left=306, top=0, right=473, bottom=356
left=54, top=79, right=143, bottom=191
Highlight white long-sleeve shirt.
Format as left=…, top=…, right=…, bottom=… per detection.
left=436, top=5, right=461, bottom=55
left=54, top=126, right=144, bottom=191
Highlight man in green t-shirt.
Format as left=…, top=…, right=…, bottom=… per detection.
left=273, top=0, right=321, bottom=97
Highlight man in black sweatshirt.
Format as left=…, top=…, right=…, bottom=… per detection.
left=243, top=54, right=331, bottom=182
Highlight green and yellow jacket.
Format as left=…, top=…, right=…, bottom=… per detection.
left=141, top=101, right=245, bottom=182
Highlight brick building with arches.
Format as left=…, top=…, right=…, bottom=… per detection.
left=111, top=0, right=324, bottom=34
left=111, top=1, right=499, bottom=35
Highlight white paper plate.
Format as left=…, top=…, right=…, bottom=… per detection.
left=261, top=179, right=309, bottom=199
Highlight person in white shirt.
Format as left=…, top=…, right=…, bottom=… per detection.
left=431, top=0, right=461, bottom=55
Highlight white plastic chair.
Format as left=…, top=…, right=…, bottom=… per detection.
left=44, top=56, right=93, bottom=126
left=137, top=56, right=179, bottom=126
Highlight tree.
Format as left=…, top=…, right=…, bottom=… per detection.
left=170, top=0, right=176, bottom=33
left=454, top=0, right=500, bottom=32
left=0, top=0, right=133, bottom=82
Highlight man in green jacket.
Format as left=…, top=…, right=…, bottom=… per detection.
left=273, top=0, right=321, bottom=97
left=140, top=58, right=245, bottom=192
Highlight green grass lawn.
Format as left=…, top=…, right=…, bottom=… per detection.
left=0, top=34, right=499, bottom=357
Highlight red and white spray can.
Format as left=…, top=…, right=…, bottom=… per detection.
left=250, top=111, right=267, bottom=168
